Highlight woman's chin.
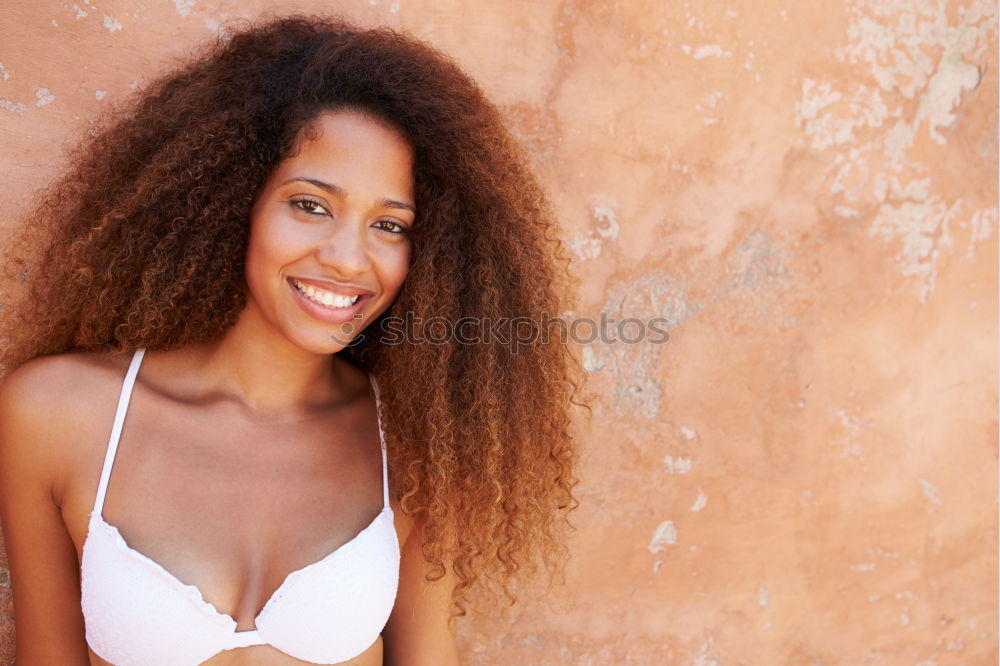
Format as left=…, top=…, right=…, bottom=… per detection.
left=283, top=324, right=366, bottom=356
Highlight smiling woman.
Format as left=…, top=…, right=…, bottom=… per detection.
left=248, top=111, right=415, bottom=346
left=0, top=14, right=584, bottom=666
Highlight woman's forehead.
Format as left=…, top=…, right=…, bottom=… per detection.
left=270, top=111, right=415, bottom=203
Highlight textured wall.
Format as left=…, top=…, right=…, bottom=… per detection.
left=0, top=1, right=996, bottom=664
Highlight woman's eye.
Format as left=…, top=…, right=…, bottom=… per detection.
left=375, top=219, right=408, bottom=234
left=291, top=199, right=329, bottom=216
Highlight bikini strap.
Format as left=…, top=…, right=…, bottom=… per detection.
left=368, top=373, right=390, bottom=510
left=92, top=347, right=146, bottom=518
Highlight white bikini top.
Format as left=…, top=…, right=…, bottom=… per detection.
left=80, top=347, right=400, bottom=665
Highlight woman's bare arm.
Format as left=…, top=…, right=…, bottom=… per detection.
left=382, top=513, right=461, bottom=666
left=0, top=358, right=91, bottom=664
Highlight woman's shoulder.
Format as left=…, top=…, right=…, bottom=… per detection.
left=1, top=348, right=131, bottom=414
left=0, top=349, right=133, bottom=492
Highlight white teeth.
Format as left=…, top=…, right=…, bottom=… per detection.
left=293, top=279, right=360, bottom=308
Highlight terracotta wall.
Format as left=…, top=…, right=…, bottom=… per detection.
left=0, top=1, right=996, bottom=664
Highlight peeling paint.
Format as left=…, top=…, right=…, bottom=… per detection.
left=867, top=176, right=962, bottom=303
left=727, top=228, right=792, bottom=292
left=580, top=345, right=604, bottom=372
left=202, top=17, right=234, bottom=39
left=0, top=64, right=9, bottom=81
left=0, top=98, right=25, bottom=115
left=680, top=425, right=698, bottom=440
left=690, top=639, right=720, bottom=666
left=692, top=44, right=731, bottom=59
left=567, top=206, right=619, bottom=261
left=663, top=455, right=694, bottom=474
left=648, top=521, right=677, bottom=554
left=103, top=14, right=122, bottom=32
left=587, top=271, right=699, bottom=418
left=830, top=407, right=867, bottom=458
left=965, top=207, right=997, bottom=261
left=95, top=90, right=106, bottom=100
left=795, top=79, right=889, bottom=149
left=593, top=205, right=619, bottom=240
left=690, top=488, right=707, bottom=511
left=172, top=0, right=195, bottom=17
left=35, top=88, right=54, bottom=107
left=390, top=0, right=400, bottom=13
left=758, top=586, right=769, bottom=607
left=799, top=0, right=997, bottom=303
left=704, top=91, right=724, bottom=108
left=919, top=479, right=943, bottom=505
left=566, top=235, right=602, bottom=261
left=796, top=78, right=838, bottom=117
left=919, top=36, right=983, bottom=142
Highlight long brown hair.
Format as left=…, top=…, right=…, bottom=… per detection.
left=0, top=14, right=586, bottom=617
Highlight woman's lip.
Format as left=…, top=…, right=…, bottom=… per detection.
left=290, top=276, right=373, bottom=296
left=288, top=277, right=370, bottom=325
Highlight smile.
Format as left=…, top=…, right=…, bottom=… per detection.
left=291, top=278, right=360, bottom=309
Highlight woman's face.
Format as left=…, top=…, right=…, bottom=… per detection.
left=244, top=109, right=415, bottom=353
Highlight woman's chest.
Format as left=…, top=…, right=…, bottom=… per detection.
left=62, top=399, right=392, bottom=629
left=62, top=397, right=385, bottom=556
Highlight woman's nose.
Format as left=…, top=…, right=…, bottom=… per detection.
left=314, top=220, right=372, bottom=277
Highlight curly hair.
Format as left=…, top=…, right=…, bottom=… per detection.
left=0, top=14, right=586, bottom=617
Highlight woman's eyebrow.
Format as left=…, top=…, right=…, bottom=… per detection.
left=279, top=177, right=416, bottom=213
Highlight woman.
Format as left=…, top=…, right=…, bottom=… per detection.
left=0, top=15, right=583, bottom=665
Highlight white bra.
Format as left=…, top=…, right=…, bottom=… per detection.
left=80, top=347, right=400, bottom=665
